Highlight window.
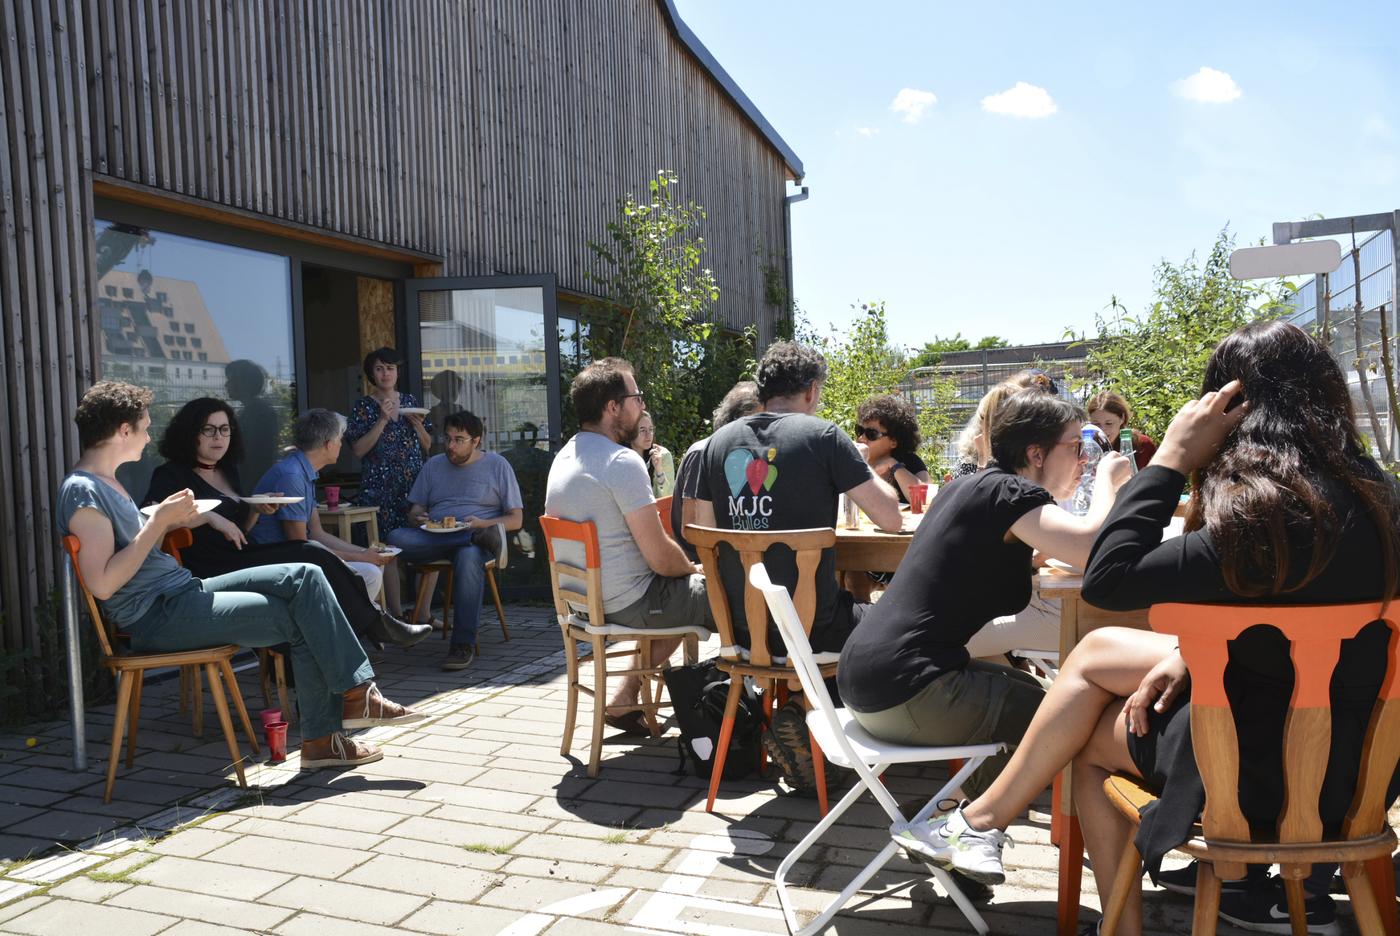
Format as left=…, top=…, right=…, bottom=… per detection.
left=163, top=335, right=174, bottom=345
left=105, top=285, right=117, bottom=297
left=184, top=323, right=195, bottom=333
left=122, top=287, right=134, bottom=298
left=191, top=338, right=202, bottom=348
left=169, top=321, right=180, bottom=331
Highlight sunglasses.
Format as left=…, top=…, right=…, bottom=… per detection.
left=855, top=426, right=888, bottom=441
left=199, top=424, right=233, bottom=438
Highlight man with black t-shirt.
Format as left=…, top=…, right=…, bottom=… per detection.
left=694, top=341, right=901, bottom=792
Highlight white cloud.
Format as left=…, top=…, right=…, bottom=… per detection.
left=1172, top=66, right=1242, bottom=103
left=980, top=82, right=1058, bottom=118
left=855, top=127, right=880, bottom=138
left=889, top=88, right=937, bottom=124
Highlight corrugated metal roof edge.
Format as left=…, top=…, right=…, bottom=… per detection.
left=657, top=0, right=805, bottom=182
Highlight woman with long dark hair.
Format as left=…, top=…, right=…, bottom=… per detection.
left=895, top=322, right=1400, bottom=935
left=145, top=397, right=427, bottom=649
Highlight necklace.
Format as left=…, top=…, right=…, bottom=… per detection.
left=195, top=460, right=218, bottom=471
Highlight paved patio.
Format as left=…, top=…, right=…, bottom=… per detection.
left=0, top=605, right=1380, bottom=935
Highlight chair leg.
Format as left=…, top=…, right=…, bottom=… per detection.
left=442, top=568, right=454, bottom=642
left=587, top=636, right=607, bottom=777
left=204, top=662, right=248, bottom=788
left=759, top=680, right=775, bottom=775
left=638, top=641, right=661, bottom=738
left=1056, top=814, right=1084, bottom=936
left=486, top=565, right=509, bottom=641
left=811, top=732, right=829, bottom=817
left=414, top=570, right=434, bottom=633
left=273, top=652, right=291, bottom=723
left=1345, top=860, right=1391, bottom=936
left=257, top=649, right=273, bottom=707
left=125, top=672, right=144, bottom=768
left=104, top=670, right=135, bottom=804
left=1192, top=860, right=1222, bottom=936
left=221, top=659, right=261, bottom=755
left=1364, top=855, right=1400, bottom=936
left=560, top=628, right=581, bottom=757
left=683, top=633, right=698, bottom=665
left=704, top=677, right=745, bottom=813
left=191, top=665, right=204, bottom=737
left=1099, top=835, right=1141, bottom=936
left=1281, top=874, right=1310, bottom=936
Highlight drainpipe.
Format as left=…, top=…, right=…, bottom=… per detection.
left=782, top=185, right=810, bottom=341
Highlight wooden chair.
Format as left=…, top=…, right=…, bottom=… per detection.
left=408, top=520, right=510, bottom=650
left=540, top=514, right=707, bottom=777
left=63, top=535, right=259, bottom=803
left=160, top=529, right=290, bottom=725
left=1095, top=603, right=1400, bottom=936
left=655, top=495, right=675, bottom=539
left=685, top=524, right=838, bottom=815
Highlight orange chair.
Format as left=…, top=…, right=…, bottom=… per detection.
left=63, top=535, right=258, bottom=803
left=540, top=515, right=706, bottom=776
left=161, top=529, right=290, bottom=724
left=685, top=525, right=837, bottom=815
left=1092, top=603, right=1400, bottom=936
left=655, top=495, right=675, bottom=539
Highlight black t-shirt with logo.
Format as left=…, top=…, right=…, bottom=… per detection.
left=838, top=468, right=1054, bottom=712
left=696, top=412, right=872, bottom=651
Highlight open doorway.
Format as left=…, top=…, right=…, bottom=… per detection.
left=301, top=263, right=397, bottom=475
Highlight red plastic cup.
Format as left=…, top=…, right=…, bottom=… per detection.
left=908, top=483, right=928, bottom=514
left=324, top=485, right=340, bottom=510
left=264, top=721, right=288, bottom=763
left=259, top=708, right=282, bottom=727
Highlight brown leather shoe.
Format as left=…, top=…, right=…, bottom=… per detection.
left=341, top=681, right=426, bottom=729
left=300, top=733, right=383, bottom=769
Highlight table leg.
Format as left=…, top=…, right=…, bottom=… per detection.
left=1056, top=595, right=1084, bottom=936
left=367, top=516, right=386, bottom=607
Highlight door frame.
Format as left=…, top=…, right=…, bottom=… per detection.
left=402, top=274, right=561, bottom=449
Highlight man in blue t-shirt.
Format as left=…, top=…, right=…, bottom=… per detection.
left=387, top=410, right=524, bottom=671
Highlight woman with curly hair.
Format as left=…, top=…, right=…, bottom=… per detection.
left=855, top=394, right=931, bottom=503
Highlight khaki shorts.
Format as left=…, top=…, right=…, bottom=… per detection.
left=585, top=573, right=715, bottom=633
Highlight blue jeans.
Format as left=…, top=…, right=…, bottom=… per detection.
left=128, top=563, right=374, bottom=741
left=386, top=526, right=487, bottom=647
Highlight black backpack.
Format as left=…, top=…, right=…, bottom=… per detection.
left=662, top=658, right=764, bottom=780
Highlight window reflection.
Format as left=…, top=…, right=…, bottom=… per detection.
left=94, top=220, right=294, bottom=497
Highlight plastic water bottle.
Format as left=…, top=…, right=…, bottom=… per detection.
left=1119, top=429, right=1139, bottom=476
left=1071, top=426, right=1103, bottom=515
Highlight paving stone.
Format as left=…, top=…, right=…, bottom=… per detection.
left=407, top=782, right=539, bottom=814
left=382, top=815, right=525, bottom=851
left=202, top=833, right=370, bottom=879
left=0, top=879, right=43, bottom=906
left=149, top=826, right=243, bottom=858
left=0, top=894, right=48, bottom=924
left=508, top=832, right=675, bottom=871
left=339, top=853, right=499, bottom=900
left=2, top=898, right=178, bottom=936
left=0, top=786, right=69, bottom=808
left=221, top=815, right=386, bottom=850
left=272, top=912, right=395, bottom=936
left=46, top=874, right=133, bottom=902
left=501, top=855, right=614, bottom=884
left=0, top=835, right=54, bottom=863
left=371, top=835, right=512, bottom=872
left=280, top=800, right=407, bottom=834
left=5, top=808, right=130, bottom=843
left=425, top=803, right=556, bottom=834
left=132, top=854, right=292, bottom=900
left=396, top=899, right=521, bottom=935
left=260, top=875, right=428, bottom=925
left=160, top=920, right=270, bottom=936
left=107, top=882, right=294, bottom=930
left=471, top=874, right=611, bottom=913
left=0, top=767, right=102, bottom=793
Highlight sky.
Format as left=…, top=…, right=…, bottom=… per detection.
left=671, top=0, right=1400, bottom=351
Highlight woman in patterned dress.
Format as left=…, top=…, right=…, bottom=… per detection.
left=347, top=347, right=432, bottom=617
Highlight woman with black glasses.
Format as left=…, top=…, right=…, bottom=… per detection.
left=855, top=394, right=931, bottom=503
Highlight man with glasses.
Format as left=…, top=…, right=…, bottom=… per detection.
left=386, top=410, right=523, bottom=671
left=544, top=358, right=714, bottom=734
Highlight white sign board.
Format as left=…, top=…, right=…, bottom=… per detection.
left=1229, top=241, right=1342, bottom=280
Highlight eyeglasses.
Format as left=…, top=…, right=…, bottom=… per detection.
left=1053, top=439, right=1085, bottom=458
left=638, top=426, right=655, bottom=434
left=855, top=426, right=888, bottom=441
left=199, top=424, right=233, bottom=438
left=620, top=391, right=645, bottom=403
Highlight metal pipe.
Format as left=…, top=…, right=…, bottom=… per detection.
left=782, top=185, right=810, bottom=339
left=61, top=556, right=86, bottom=771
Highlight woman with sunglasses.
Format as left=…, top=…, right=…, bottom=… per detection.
left=839, top=391, right=1132, bottom=898
left=855, top=394, right=931, bottom=503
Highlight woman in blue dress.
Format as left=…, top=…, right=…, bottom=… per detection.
left=347, top=347, right=432, bottom=617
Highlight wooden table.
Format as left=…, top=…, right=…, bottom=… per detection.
left=1037, top=567, right=1150, bottom=936
left=833, top=511, right=923, bottom=573
left=317, top=504, right=381, bottom=545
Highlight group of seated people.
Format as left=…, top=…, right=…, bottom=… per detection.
left=542, top=323, right=1400, bottom=936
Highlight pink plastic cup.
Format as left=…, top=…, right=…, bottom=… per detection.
left=908, top=483, right=928, bottom=514
left=264, top=721, right=288, bottom=763
left=259, top=708, right=282, bottom=727
left=324, top=485, right=340, bottom=509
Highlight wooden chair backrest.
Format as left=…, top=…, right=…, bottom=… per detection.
left=685, top=525, right=835, bottom=666
left=61, top=535, right=116, bottom=659
left=539, top=515, right=606, bottom=627
left=655, top=495, right=675, bottom=539
left=1150, top=602, right=1400, bottom=863
left=162, top=527, right=194, bottom=564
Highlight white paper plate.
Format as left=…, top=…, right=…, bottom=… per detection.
left=241, top=495, right=304, bottom=505
left=371, top=545, right=403, bottom=557
left=141, top=498, right=221, bottom=518
left=420, top=522, right=465, bottom=534
left=399, top=407, right=430, bottom=417
left=1044, top=557, right=1083, bottom=574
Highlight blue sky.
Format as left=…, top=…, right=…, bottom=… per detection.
left=672, top=1, right=1399, bottom=350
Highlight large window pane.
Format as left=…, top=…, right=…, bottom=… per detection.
left=95, top=220, right=294, bottom=498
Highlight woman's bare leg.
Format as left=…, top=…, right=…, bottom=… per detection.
left=961, top=627, right=1176, bottom=832
left=1075, top=701, right=1146, bottom=935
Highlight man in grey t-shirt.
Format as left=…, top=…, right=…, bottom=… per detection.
left=545, top=357, right=713, bottom=735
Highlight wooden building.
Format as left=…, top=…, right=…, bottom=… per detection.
left=0, top=0, right=803, bottom=658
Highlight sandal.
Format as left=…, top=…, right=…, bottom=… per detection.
left=604, top=710, right=653, bottom=737
left=301, top=733, right=383, bottom=769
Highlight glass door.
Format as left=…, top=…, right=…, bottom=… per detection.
left=402, top=275, right=560, bottom=594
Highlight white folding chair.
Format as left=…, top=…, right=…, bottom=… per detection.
left=751, top=563, right=1005, bottom=936
left=1010, top=648, right=1060, bottom=680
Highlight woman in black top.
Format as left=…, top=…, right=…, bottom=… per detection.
left=839, top=391, right=1133, bottom=802
left=899, top=323, right=1400, bottom=934
left=144, top=398, right=422, bottom=649
left=854, top=394, right=930, bottom=502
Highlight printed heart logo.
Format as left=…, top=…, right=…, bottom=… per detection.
left=764, top=463, right=778, bottom=491
left=724, top=450, right=754, bottom=498
left=745, top=457, right=769, bottom=495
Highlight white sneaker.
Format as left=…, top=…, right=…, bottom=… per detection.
left=892, top=806, right=1008, bottom=885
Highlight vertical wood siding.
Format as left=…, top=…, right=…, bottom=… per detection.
left=0, top=0, right=794, bottom=655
